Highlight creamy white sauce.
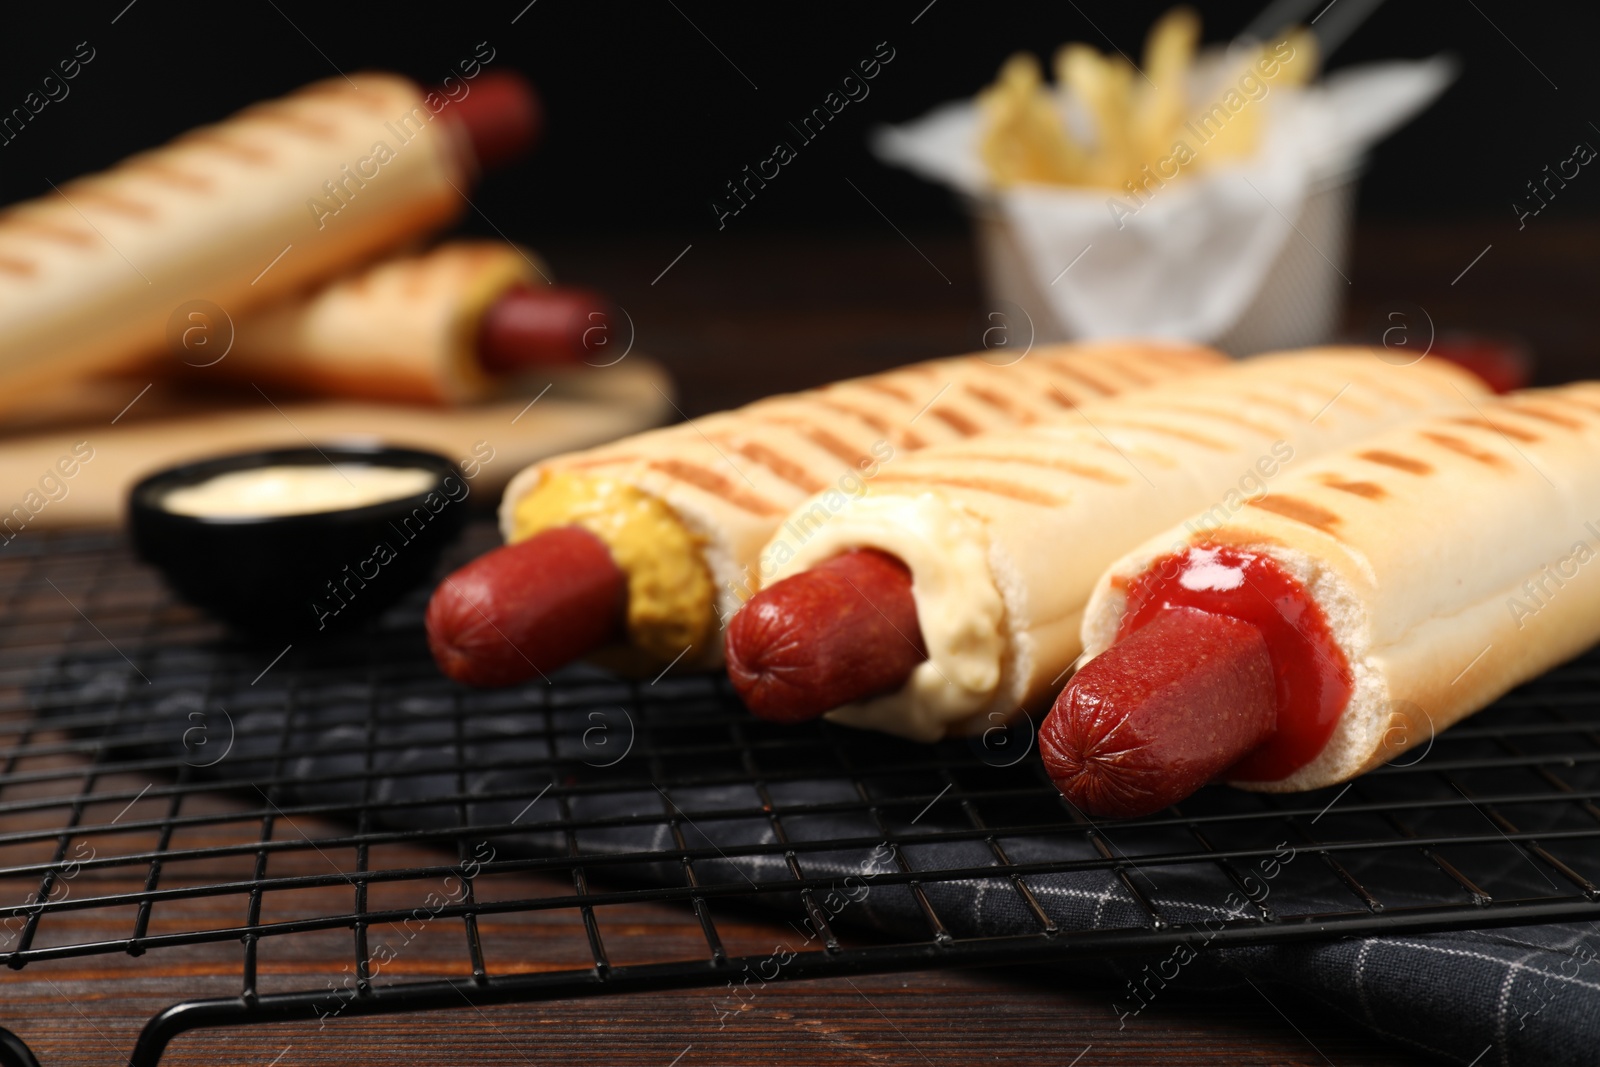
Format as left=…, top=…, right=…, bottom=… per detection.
left=765, top=490, right=1005, bottom=742
left=162, top=464, right=435, bottom=518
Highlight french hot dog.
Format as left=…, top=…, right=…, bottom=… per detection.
left=206, top=241, right=612, bottom=404
left=0, top=71, right=534, bottom=414
left=1045, top=381, right=1600, bottom=817
left=726, top=350, right=1487, bottom=741
left=426, top=341, right=1226, bottom=685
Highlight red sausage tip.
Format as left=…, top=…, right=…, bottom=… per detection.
left=426, top=525, right=625, bottom=687
left=476, top=284, right=618, bottom=374
left=1040, top=607, right=1276, bottom=819
left=440, top=70, right=543, bottom=172
left=726, top=549, right=927, bottom=723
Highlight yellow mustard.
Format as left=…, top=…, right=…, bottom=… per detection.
left=510, top=471, right=716, bottom=665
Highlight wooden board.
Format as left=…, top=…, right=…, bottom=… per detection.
left=0, top=359, right=674, bottom=530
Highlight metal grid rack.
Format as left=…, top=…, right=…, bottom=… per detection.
left=1, top=525, right=1599, bottom=1066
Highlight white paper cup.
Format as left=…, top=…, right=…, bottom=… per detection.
left=969, top=169, right=1359, bottom=357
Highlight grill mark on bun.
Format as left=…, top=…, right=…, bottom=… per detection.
left=1501, top=401, right=1585, bottom=430
left=855, top=379, right=915, bottom=403
left=1100, top=359, right=1155, bottom=387
left=726, top=440, right=827, bottom=493
left=246, top=106, right=339, bottom=140
left=3, top=218, right=96, bottom=247
left=1421, top=431, right=1508, bottom=468
left=180, top=130, right=274, bottom=164
left=1247, top=495, right=1343, bottom=533
left=810, top=397, right=892, bottom=435
left=1359, top=449, right=1433, bottom=475
left=872, top=473, right=1064, bottom=506
left=1543, top=393, right=1600, bottom=418
left=769, top=419, right=867, bottom=466
left=929, top=406, right=981, bottom=437
left=1317, top=475, right=1387, bottom=499
left=1448, top=415, right=1540, bottom=442
left=1043, top=385, right=1082, bottom=408
left=0, top=255, right=36, bottom=277
left=923, top=451, right=1127, bottom=485
left=124, top=159, right=213, bottom=192
left=962, top=382, right=1036, bottom=422
left=69, top=188, right=155, bottom=220
left=1041, top=361, right=1116, bottom=398
left=647, top=459, right=785, bottom=517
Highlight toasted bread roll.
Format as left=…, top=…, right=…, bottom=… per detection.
left=214, top=242, right=542, bottom=404
left=1081, top=381, right=1600, bottom=791
left=495, top=341, right=1225, bottom=671
left=0, top=74, right=464, bottom=413
left=761, top=350, right=1487, bottom=741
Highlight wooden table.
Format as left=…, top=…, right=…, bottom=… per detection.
left=12, top=221, right=1586, bottom=1066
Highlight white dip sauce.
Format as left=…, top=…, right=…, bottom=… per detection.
left=162, top=465, right=435, bottom=518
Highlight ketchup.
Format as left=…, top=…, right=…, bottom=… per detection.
left=1117, top=545, right=1353, bottom=781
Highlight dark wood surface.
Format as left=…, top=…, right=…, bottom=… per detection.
left=9, top=221, right=1589, bottom=1066
left=543, top=220, right=1600, bottom=416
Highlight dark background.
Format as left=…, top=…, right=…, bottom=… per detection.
left=0, top=0, right=1593, bottom=238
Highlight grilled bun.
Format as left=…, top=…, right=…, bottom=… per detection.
left=497, top=341, right=1225, bottom=668
left=1081, top=381, right=1600, bottom=791
left=0, top=74, right=463, bottom=413
left=215, top=241, right=540, bottom=404
left=763, top=350, right=1488, bottom=742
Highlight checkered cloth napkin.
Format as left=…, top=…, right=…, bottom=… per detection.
left=52, top=642, right=1600, bottom=1067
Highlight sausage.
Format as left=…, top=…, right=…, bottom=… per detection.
left=440, top=70, right=544, bottom=172
left=1039, top=606, right=1276, bottom=819
left=1429, top=337, right=1530, bottom=395
left=725, top=549, right=926, bottom=723
left=426, top=525, right=626, bottom=686
left=476, top=284, right=618, bottom=372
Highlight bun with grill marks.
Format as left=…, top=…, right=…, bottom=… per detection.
left=1079, top=381, right=1600, bottom=791
left=757, top=349, right=1487, bottom=741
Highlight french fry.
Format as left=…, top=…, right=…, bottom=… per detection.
left=1275, top=28, right=1321, bottom=87
left=1132, top=7, right=1200, bottom=168
left=1056, top=44, right=1137, bottom=186
left=1200, top=29, right=1320, bottom=162
left=979, top=53, right=1085, bottom=186
left=974, top=7, right=1317, bottom=191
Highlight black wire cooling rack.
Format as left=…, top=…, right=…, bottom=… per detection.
left=2, top=524, right=1600, bottom=1067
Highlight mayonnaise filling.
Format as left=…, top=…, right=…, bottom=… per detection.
left=766, top=491, right=1006, bottom=742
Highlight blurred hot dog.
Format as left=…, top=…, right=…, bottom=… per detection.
left=207, top=241, right=612, bottom=404
left=0, top=71, right=536, bottom=414
left=426, top=341, right=1226, bottom=685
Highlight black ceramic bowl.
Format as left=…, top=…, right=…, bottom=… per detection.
left=129, top=446, right=469, bottom=637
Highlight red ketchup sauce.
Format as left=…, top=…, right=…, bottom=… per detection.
left=1116, top=544, right=1353, bottom=781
